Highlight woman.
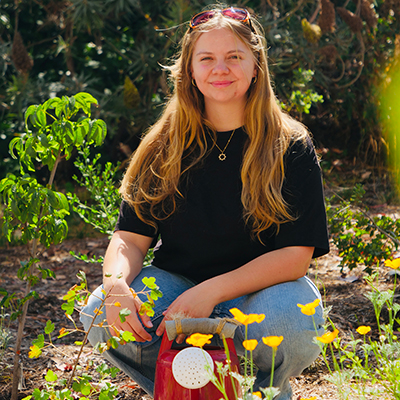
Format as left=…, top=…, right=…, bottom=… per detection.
left=81, top=6, right=329, bottom=399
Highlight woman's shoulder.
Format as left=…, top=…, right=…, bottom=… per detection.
left=284, top=133, right=319, bottom=169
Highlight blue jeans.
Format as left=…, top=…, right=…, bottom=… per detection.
left=80, top=266, right=324, bottom=400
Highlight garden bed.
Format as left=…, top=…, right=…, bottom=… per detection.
left=1, top=223, right=399, bottom=400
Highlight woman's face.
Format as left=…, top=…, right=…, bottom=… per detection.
left=191, top=27, right=257, bottom=111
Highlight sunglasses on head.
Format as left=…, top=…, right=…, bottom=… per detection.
left=189, top=7, right=251, bottom=30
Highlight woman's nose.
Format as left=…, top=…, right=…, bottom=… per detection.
left=212, top=60, right=229, bottom=74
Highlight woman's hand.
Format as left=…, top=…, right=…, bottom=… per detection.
left=105, top=282, right=153, bottom=342
left=156, top=283, right=219, bottom=343
left=102, top=230, right=154, bottom=342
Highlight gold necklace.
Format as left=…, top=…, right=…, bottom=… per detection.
left=208, top=129, right=236, bottom=161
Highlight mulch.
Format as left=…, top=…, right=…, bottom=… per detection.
left=0, top=226, right=399, bottom=400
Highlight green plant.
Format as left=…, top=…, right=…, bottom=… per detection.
left=310, top=260, right=400, bottom=399
left=279, top=68, right=324, bottom=120
left=326, top=184, right=400, bottom=273
left=24, top=270, right=162, bottom=400
left=0, top=92, right=106, bottom=400
left=68, top=147, right=121, bottom=237
left=67, top=146, right=155, bottom=266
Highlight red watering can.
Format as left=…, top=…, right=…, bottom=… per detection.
left=154, top=318, right=241, bottom=400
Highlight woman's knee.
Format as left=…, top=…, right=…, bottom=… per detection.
left=80, top=285, right=110, bottom=345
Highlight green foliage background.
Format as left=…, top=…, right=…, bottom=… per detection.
left=0, top=0, right=399, bottom=182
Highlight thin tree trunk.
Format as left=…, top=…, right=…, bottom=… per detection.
left=10, top=152, right=62, bottom=400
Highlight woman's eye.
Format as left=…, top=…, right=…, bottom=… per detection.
left=200, top=57, right=212, bottom=61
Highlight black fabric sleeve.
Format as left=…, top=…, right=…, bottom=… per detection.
left=272, top=138, right=330, bottom=258
left=114, top=200, right=158, bottom=242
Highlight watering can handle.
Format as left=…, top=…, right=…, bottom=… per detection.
left=164, top=318, right=239, bottom=341
left=159, top=318, right=239, bottom=355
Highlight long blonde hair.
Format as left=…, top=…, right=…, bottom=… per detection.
left=120, top=6, right=309, bottom=240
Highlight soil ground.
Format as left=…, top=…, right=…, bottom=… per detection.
left=1, top=167, right=400, bottom=400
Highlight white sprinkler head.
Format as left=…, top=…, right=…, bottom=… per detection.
left=172, top=347, right=214, bottom=389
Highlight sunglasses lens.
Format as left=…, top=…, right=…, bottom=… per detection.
left=221, top=8, right=248, bottom=21
left=191, top=11, right=216, bottom=27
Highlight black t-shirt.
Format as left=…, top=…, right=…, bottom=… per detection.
left=115, top=127, right=329, bottom=283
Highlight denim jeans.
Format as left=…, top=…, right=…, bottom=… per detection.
left=80, top=266, right=324, bottom=400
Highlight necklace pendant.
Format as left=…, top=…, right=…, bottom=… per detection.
left=218, top=153, right=227, bottom=161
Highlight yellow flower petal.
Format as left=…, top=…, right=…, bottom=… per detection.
left=356, top=326, right=371, bottom=335
left=316, top=329, right=339, bottom=344
left=300, top=397, right=317, bottom=400
left=253, top=392, right=262, bottom=398
left=229, top=308, right=265, bottom=325
left=243, top=339, right=258, bottom=351
left=114, top=301, right=121, bottom=307
left=385, top=258, right=400, bottom=270
left=262, top=335, right=283, bottom=349
left=186, top=333, right=213, bottom=348
left=297, top=299, right=320, bottom=316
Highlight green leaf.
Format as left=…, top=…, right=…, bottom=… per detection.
left=45, top=369, right=58, bottom=382
left=150, top=288, right=163, bottom=301
left=122, top=330, right=135, bottom=342
left=118, top=308, right=131, bottom=323
left=45, top=189, right=59, bottom=208
left=142, top=277, right=157, bottom=289
left=68, top=96, right=76, bottom=111
left=108, top=336, right=119, bottom=349
left=61, top=300, right=75, bottom=315
left=74, top=92, right=98, bottom=115
left=24, top=105, right=38, bottom=128
left=43, top=97, right=61, bottom=111
left=81, top=384, right=92, bottom=396
left=45, top=320, right=55, bottom=335
left=32, top=333, right=45, bottom=348
left=36, top=108, right=46, bottom=127
left=9, top=137, right=22, bottom=159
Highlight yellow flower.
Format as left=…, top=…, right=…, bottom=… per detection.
left=316, top=329, right=339, bottom=344
left=28, top=345, right=42, bottom=358
left=229, top=308, right=265, bottom=325
left=114, top=301, right=122, bottom=307
left=356, top=326, right=371, bottom=335
left=262, top=335, right=283, bottom=350
left=186, top=333, right=213, bottom=348
left=243, top=339, right=258, bottom=351
left=297, top=299, right=320, bottom=316
left=300, top=397, right=317, bottom=400
left=253, top=392, right=262, bottom=398
left=385, top=258, right=400, bottom=270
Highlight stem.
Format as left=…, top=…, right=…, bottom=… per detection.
left=66, top=293, right=108, bottom=388
left=250, top=349, right=254, bottom=394
left=328, top=342, right=339, bottom=371
left=221, top=335, right=238, bottom=400
left=244, top=325, right=248, bottom=382
left=363, top=336, right=368, bottom=369
left=269, top=348, right=276, bottom=387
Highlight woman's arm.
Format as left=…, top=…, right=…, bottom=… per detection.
left=103, top=230, right=154, bottom=342
left=156, top=245, right=314, bottom=339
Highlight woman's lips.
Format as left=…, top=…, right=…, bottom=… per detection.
left=210, top=81, right=232, bottom=88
